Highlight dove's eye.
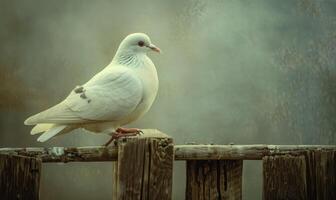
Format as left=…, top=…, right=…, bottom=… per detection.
left=138, top=41, right=145, bottom=47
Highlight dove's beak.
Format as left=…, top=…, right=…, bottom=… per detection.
left=148, top=44, right=161, bottom=53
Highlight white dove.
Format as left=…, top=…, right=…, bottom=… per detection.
left=24, top=33, right=160, bottom=145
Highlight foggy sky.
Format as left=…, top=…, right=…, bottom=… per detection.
left=0, top=0, right=335, bottom=199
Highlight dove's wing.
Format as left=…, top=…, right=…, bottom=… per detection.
left=24, top=67, right=143, bottom=125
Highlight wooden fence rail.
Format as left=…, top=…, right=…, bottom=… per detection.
left=1, top=144, right=335, bottom=162
left=0, top=129, right=335, bottom=200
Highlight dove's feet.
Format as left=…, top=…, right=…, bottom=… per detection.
left=115, top=127, right=143, bottom=134
left=103, top=128, right=143, bottom=146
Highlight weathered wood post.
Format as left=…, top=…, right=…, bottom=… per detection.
left=0, top=154, right=42, bottom=200
left=112, top=129, right=174, bottom=200
left=305, top=150, right=336, bottom=200
left=186, top=160, right=243, bottom=200
left=263, top=151, right=336, bottom=200
left=262, top=155, right=307, bottom=200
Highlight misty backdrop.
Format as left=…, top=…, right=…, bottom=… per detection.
left=0, top=0, right=335, bottom=199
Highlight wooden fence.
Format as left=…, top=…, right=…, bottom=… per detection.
left=0, top=129, right=335, bottom=200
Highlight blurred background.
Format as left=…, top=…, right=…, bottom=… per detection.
left=0, top=0, right=336, bottom=199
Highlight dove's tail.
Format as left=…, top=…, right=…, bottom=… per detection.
left=37, top=125, right=67, bottom=142
left=31, top=124, right=56, bottom=135
left=30, top=123, right=76, bottom=142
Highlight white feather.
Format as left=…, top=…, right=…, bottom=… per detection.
left=25, top=67, right=143, bottom=125
left=37, top=125, right=67, bottom=142
left=24, top=33, right=159, bottom=142
left=31, top=123, right=55, bottom=135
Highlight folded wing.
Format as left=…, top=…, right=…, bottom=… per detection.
left=24, top=67, right=143, bottom=125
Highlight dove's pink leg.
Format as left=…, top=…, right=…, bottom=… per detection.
left=104, top=128, right=142, bottom=146
left=116, top=127, right=143, bottom=134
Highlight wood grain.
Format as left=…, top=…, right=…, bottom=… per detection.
left=175, top=145, right=336, bottom=160
left=113, top=131, right=174, bottom=200
left=263, top=155, right=307, bottom=200
left=305, top=150, right=336, bottom=200
left=0, top=144, right=335, bottom=162
left=0, top=154, right=41, bottom=200
left=186, top=160, right=243, bottom=200
left=0, top=146, right=118, bottom=162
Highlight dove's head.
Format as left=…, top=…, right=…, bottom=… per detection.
left=117, top=33, right=161, bottom=55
